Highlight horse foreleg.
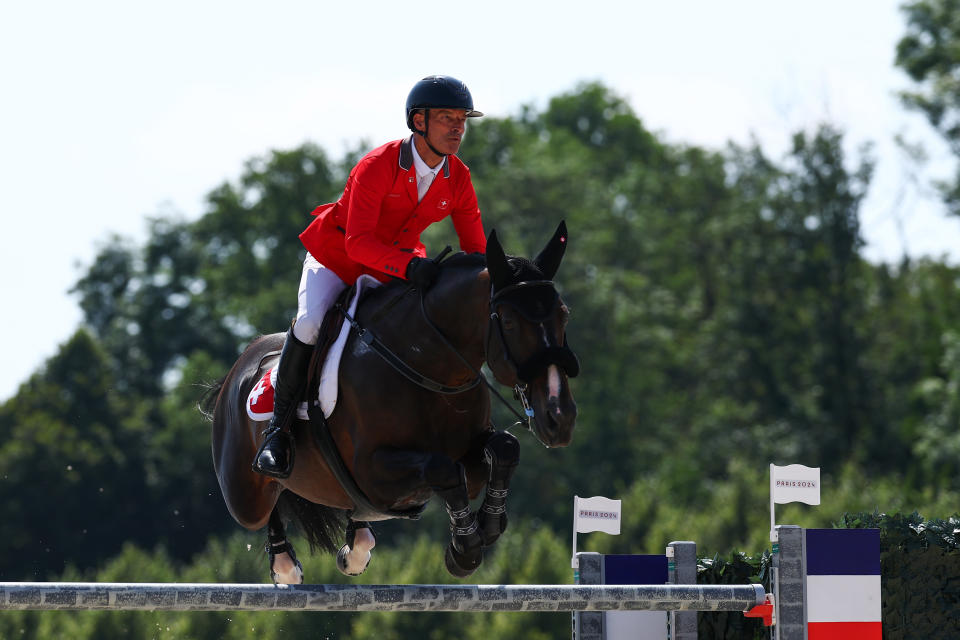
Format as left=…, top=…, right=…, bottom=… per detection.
left=337, top=520, right=376, bottom=577
left=478, top=430, right=520, bottom=548
left=265, top=508, right=304, bottom=585
left=425, top=456, right=484, bottom=578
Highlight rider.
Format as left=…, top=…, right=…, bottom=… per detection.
left=253, top=75, right=488, bottom=478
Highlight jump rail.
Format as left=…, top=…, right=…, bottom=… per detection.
left=0, top=582, right=766, bottom=613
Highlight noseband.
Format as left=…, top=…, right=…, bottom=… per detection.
left=487, top=280, right=580, bottom=383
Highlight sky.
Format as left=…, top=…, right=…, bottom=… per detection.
left=2, top=0, right=958, bottom=402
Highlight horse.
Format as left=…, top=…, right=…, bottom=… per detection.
left=205, top=222, right=579, bottom=582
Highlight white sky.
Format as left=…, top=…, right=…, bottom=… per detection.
left=2, top=0, right=958, bottom=402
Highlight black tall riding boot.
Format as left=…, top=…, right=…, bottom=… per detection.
left=252, top=328, right=313, bottom=478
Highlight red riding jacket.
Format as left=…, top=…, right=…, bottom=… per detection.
left=299, top=137, right=486, bottom=285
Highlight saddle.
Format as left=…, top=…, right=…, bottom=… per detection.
left=246, top=276, right=380, bottom=422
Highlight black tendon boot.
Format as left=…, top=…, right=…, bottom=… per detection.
left=252, top=328, right=313, bottom=478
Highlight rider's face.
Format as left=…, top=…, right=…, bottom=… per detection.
left=415, top=108, right=467, bottom=157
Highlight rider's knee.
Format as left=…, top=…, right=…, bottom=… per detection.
left=292, top=315, right=322, bottom=345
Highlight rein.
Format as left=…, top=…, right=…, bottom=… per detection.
left=335, top=267, right=537, bottom=431
left=338, top=303, right=482, bottom=395
left=413, top=291, right=536, bottom=431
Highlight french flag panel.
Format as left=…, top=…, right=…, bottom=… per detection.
left=603, top=555, right=668, bottom=640
left=805, top=529, right=882, bottom=639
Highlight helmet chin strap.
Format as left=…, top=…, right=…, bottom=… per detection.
left=416, top=109, right=447, bottom=159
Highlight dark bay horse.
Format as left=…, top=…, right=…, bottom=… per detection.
left=206, top=222, right=578, bottom=582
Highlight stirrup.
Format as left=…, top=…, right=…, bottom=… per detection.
left=252, top=427, right=295, bottom=478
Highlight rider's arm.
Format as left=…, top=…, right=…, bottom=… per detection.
left=342, top=156, right=416, bottom=279
left=450, top=166, right=486, bottom=254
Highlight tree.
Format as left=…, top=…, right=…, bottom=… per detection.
left=896, top=0, right=960, bottom=214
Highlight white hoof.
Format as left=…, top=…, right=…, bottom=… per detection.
left=270, top=551, right=303, bottom=585
left=336, top=545, right=372, bottom=576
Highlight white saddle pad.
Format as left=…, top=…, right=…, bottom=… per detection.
left=315, top=275, right=381, bottom=418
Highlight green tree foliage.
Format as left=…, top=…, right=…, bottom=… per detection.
left=0, top=330, right=149, bottom=579
left=896, top=0, right=960, bottom=214
left=3, top=77, right=960, bottom=605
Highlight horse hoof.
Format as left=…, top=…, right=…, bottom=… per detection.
left=270, top=559, right=303, bottom=585
left=444, top=543, right=482, bottom=578
left=337, top=544, right=371, bottom=577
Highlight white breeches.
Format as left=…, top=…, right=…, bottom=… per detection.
left=292, top=253, right=348, bottom=345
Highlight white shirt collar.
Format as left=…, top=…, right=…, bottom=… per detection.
left=410, top=136, right=446, bottom=179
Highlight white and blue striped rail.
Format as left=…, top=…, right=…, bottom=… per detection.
left=0, top=582, right=766, bottom=613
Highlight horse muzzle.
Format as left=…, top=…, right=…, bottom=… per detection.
left=528, top=364, right=577, bottom=448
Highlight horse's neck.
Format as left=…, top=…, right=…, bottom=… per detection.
left=421, top=267, right=490, bottom=366
left=361, top=267, right=489, bottom=368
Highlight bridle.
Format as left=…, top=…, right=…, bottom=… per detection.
left=486, top=280, right=581, bottom=384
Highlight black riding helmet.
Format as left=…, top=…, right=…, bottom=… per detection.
left=405, top=75, right=483, bottom=138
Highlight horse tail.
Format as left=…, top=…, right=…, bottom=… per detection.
left=277, top=490, right=347, bottom=554
left=198, top=377, right=226, bottom=422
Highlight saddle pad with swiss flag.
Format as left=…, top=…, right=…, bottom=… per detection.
left=245, top=275, right=381, bottom=422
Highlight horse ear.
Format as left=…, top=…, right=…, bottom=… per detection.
left=533, top=220, right=568, bottom=280
left=485, top=228, right=512, bottom=290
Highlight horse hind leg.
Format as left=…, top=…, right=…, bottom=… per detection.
left=425, top=456, right=484, bottom=578
left=478, top=430, right=520, bottom=548
left=265, top=508, right=304, bottom=585
left=336, top=520, right=376, bottom=577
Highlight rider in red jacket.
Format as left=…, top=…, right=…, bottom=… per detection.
left=253, top=75, right=487, bottom=479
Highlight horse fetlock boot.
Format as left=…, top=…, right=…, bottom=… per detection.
left=479, top=487, right=509, bottom=547
left=253, top=328, right=313, bottom=478
left=265, top=536, right=303, bottom=585
left=433, top=480, right=483, bottom=578
left=478, top=431, right=519, bottom=547
left=443, top=503, right=483, bottom=578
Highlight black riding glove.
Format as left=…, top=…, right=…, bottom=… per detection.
left=405, top=257, right=440, bottom=289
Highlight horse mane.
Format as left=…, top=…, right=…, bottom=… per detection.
left=437, top=251, right=546, bottom=283
left=438, top=251, right=486, bottom=270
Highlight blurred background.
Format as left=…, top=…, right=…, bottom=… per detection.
left=2, top=1, right=959, bottom=638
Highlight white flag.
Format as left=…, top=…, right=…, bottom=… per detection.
left=574, top=495, right=622, bottom=535
left=770, top=464, right=821, bottom=505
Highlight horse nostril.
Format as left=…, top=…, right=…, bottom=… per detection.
left=547, top=397, right=559, bottom=415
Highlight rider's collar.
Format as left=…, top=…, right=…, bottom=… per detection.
left=400, top=135, right=449, bottom=177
